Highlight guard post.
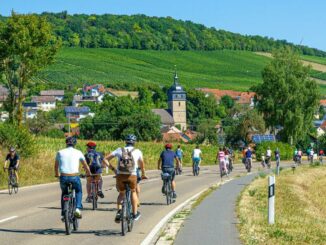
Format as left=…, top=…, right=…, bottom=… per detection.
left=268, top=175, right=275, bottom=224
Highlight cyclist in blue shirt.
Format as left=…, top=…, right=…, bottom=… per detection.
left=245, top=147, right=252, bottom=168
left=4, top=147, right=20, bottom=186
left=175, top=145, right=184, bottom=173
left=158, top=143, right=180, bottom=198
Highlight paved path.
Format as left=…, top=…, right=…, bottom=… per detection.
left=0, top=165, right=251, bottom=245
left=175, top=173, right=257, bottom=245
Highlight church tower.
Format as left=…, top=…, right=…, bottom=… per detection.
left=168, top=70, right=187, bottom=131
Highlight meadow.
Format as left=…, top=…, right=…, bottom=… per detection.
left=237, top=165, right=326, bottom=245
left=302, top=55, right=326, bottom=65
left=0, top=137, right=219, bottom=189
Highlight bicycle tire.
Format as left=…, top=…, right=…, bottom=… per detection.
left=13, top=185, right=18, bottom=194
left=168, top=181, right=173, bottom=205
left=73, top=218, right=79, bottom=231
left=8, top=183, right=13, bottom=195
left=121, top=201, right=127, bottom=236
left=127, top=199, right=134, bottom=232
left=64, top=201, right=72, bottom=235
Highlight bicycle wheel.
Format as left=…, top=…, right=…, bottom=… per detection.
left=8, top=182, right=13, bottom=195
left=64, top=201, right=72, bottom=235
left=165, top=181, right=170, bottom=205
left=73, top=217, right=79, bottom=231
left=127, top=200, right=134, bottom=232
left=121, top=202, right=128, bottom=236
left=12, top=176, right=18, bottom=194
left=168, top=181, right=173, bottom=205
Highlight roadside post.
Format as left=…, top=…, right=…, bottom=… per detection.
left=268, top=175, right=275, bottom=224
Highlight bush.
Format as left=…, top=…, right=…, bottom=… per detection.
left=0, top=123, right=37, bottom=157
left=255, top=142, right=294, bottom=161
left=41, top=128, right=65, bottom=138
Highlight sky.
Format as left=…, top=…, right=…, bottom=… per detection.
left=1, top=0, right=325, bottom=51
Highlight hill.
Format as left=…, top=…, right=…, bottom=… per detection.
left=1, top=12, right=325, bottom=57
left=37, top=48, right=269, bottom=91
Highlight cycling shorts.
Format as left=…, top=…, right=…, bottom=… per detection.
left=193, top=157, right=201, bottom=164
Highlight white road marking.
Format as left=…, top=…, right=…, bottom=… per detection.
left=0, top=216, right=18, bottom=223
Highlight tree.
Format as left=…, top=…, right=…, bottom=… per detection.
left=254, top=48, right=320, bottom=144
left=220, top=95, right=234, bottom=109
left=0, top=12, right=60, bottom=125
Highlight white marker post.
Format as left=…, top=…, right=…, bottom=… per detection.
left=268, top=175, right=275, bottom=224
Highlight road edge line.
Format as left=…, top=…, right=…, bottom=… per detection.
left=0, top=216, right=18, bottom=223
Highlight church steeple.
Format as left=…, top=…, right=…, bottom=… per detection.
left=174, top=65, right=179, bottom=85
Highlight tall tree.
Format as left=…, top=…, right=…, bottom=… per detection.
left=254, top=48, right=320, bottom=144
left=0, top=12, right=60, bottom=125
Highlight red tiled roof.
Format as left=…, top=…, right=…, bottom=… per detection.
left=32, top=96, right=56, bottom=103
left=320, top=100, right=326, bottom=106
left=198, top=88, right=255, bottom=104
left=320, top=120, right=326, bottom=130
left=162, top=133, right=188, bottom=143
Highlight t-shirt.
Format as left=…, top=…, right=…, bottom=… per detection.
left=192, top=149, right=202, bottom=159
left=246, top=150, right=252, bottom=158
left=85, top=150, right=103, bottom=174
left=6, top=154, right=20, bottom=167
left=298, top=150, right=302, bottom=156
left=175, top=149, right=183, bottom=158
left=310, top=150, right=314, bottom=156
left=266, top=149, right=272, bottom=157
left=111, top=146, right=143, bottom=175
left=160, top=150, right=176, bottom=168
left=56, top=147, right=85, bottom=174
left=218, top=151, right=225, bottom=161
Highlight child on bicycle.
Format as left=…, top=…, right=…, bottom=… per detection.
left=216, top=147, right=228, bottom=177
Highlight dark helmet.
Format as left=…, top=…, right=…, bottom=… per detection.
left=9, top=147, right=16, bottom=152
left=165, top=143, right=173, bottom=149
left=66, top=136, right=77, bottom=146
left=86, top=141, right=97, bottom=149
left=125, top=134, right=137, bottom=144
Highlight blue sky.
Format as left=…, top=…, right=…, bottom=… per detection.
left=1, top=0, right=325, bottom=51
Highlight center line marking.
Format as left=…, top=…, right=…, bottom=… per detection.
left=0, top=216, right=18, bottom=223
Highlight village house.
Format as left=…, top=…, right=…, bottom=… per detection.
left=23, top=102, right=38, bottom=119
left=32, top=96, right=56, bottom=111
left=40, top=90, right=65, bottom=101
left=198, top=88, right=255, bottom=107
left=65, top=106, right=94, bottom=122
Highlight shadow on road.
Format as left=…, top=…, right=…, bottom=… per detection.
left=140, top=202, right=166, bottom=206
left=0, top=228, right=121, bottom=237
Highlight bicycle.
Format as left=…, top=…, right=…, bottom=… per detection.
left=61, top=175, right=85, bottom=235
left=89, top=174, right=101, bottom=210
left=121, top=182, right=134, bottom=236
left=175, top=166, right=182, bottom=175
left=4, top=168, right=18, bottom=195
left=161, top=172, right=174, bottom=205
left=319, top=155, right=323, bottom=164
left=228, top=156, right=233, bottom=172
left=192, top=159, right=200, bottom=176
left=245, top=158, right=252, bottom=172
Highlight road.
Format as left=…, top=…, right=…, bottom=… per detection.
left=0, top=162, right=264, bottom=245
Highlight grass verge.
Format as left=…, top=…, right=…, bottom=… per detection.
left=237, top=165, right=326, bottom=245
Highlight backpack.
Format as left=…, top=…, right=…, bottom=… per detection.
left=118, top=147, right=136, bottom=174
left=86, top=151, right=102, bottom=170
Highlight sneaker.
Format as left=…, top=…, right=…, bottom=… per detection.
left=97, top=191, right=104, bottom=198
left=74, top=208, right=82, bottom=219
left=61, top=216, right=65, bottom=223
left=115, top=210, right=122, bottom=223
left=172, top=191, right=177, bottom=199
left=85, top=196, right=92, bottom=203
left=133, top=211, right=141, bottom=221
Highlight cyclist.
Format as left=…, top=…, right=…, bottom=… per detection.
left=105, top=134, right=147, bottom=223
left=158, top=143, right=180, bottom=198
left=175, top=145, right=184, bottom=174
left=319, top=149, right=324, bottom=163
left=84, top=141, right=112, bottom=202
left=55, top=137, right=91, bottom=220
left=216, top=147, right=228, bottom=177
left=245, top=147, right=253, bottom=170
left=297, top=148, right=303, bottom=164
left=4, top=147, right=20, bottom=187
left=274, top=148, right=280, bottom=166
left=266, top=147, right=272, bottom=167
left=309, top=148, right=314, bottom=163
left=293, top=148, right=299, bottom=163
left=192, top=145, right=202, bottom=170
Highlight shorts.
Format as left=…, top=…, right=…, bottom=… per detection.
left=9, top=165, right=18, bottom=171
left=87, top=174, right=102, bottom=183
left=162, top=167, right=175, bottom=181
left=116, top=174, right=137, bottom=192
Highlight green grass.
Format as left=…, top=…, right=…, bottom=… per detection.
left=302, top=55, right=326, bottom=65
left=237, top=165, right=326, bottom=245
left=37, top=48, right=270, bottom=91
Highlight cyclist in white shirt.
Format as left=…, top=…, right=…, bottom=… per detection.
left=55, top=137, right=91, bottom=220
left=106, top=134, right=147, bottom=222
left=192, top=145, right=202, bottom=169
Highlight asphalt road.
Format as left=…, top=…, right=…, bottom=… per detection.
left=0, top=163, right=256, bottom=245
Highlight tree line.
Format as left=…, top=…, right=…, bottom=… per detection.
left=1, top=12, right=324, bottom=57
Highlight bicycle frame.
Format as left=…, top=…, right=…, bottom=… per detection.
left=63, top=183, right=78, bottom=235
left=121, top=183, right=134, bottom=236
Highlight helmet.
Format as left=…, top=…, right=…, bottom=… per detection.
left=9, top=147, right=16, bottom=152
left=165, top=143, right=172, bottom=149
left=125, top=134, right=137, bottom=144
left=86, top=141, right=97, bottom=149
left=66, top=136, right=77, bottom=146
